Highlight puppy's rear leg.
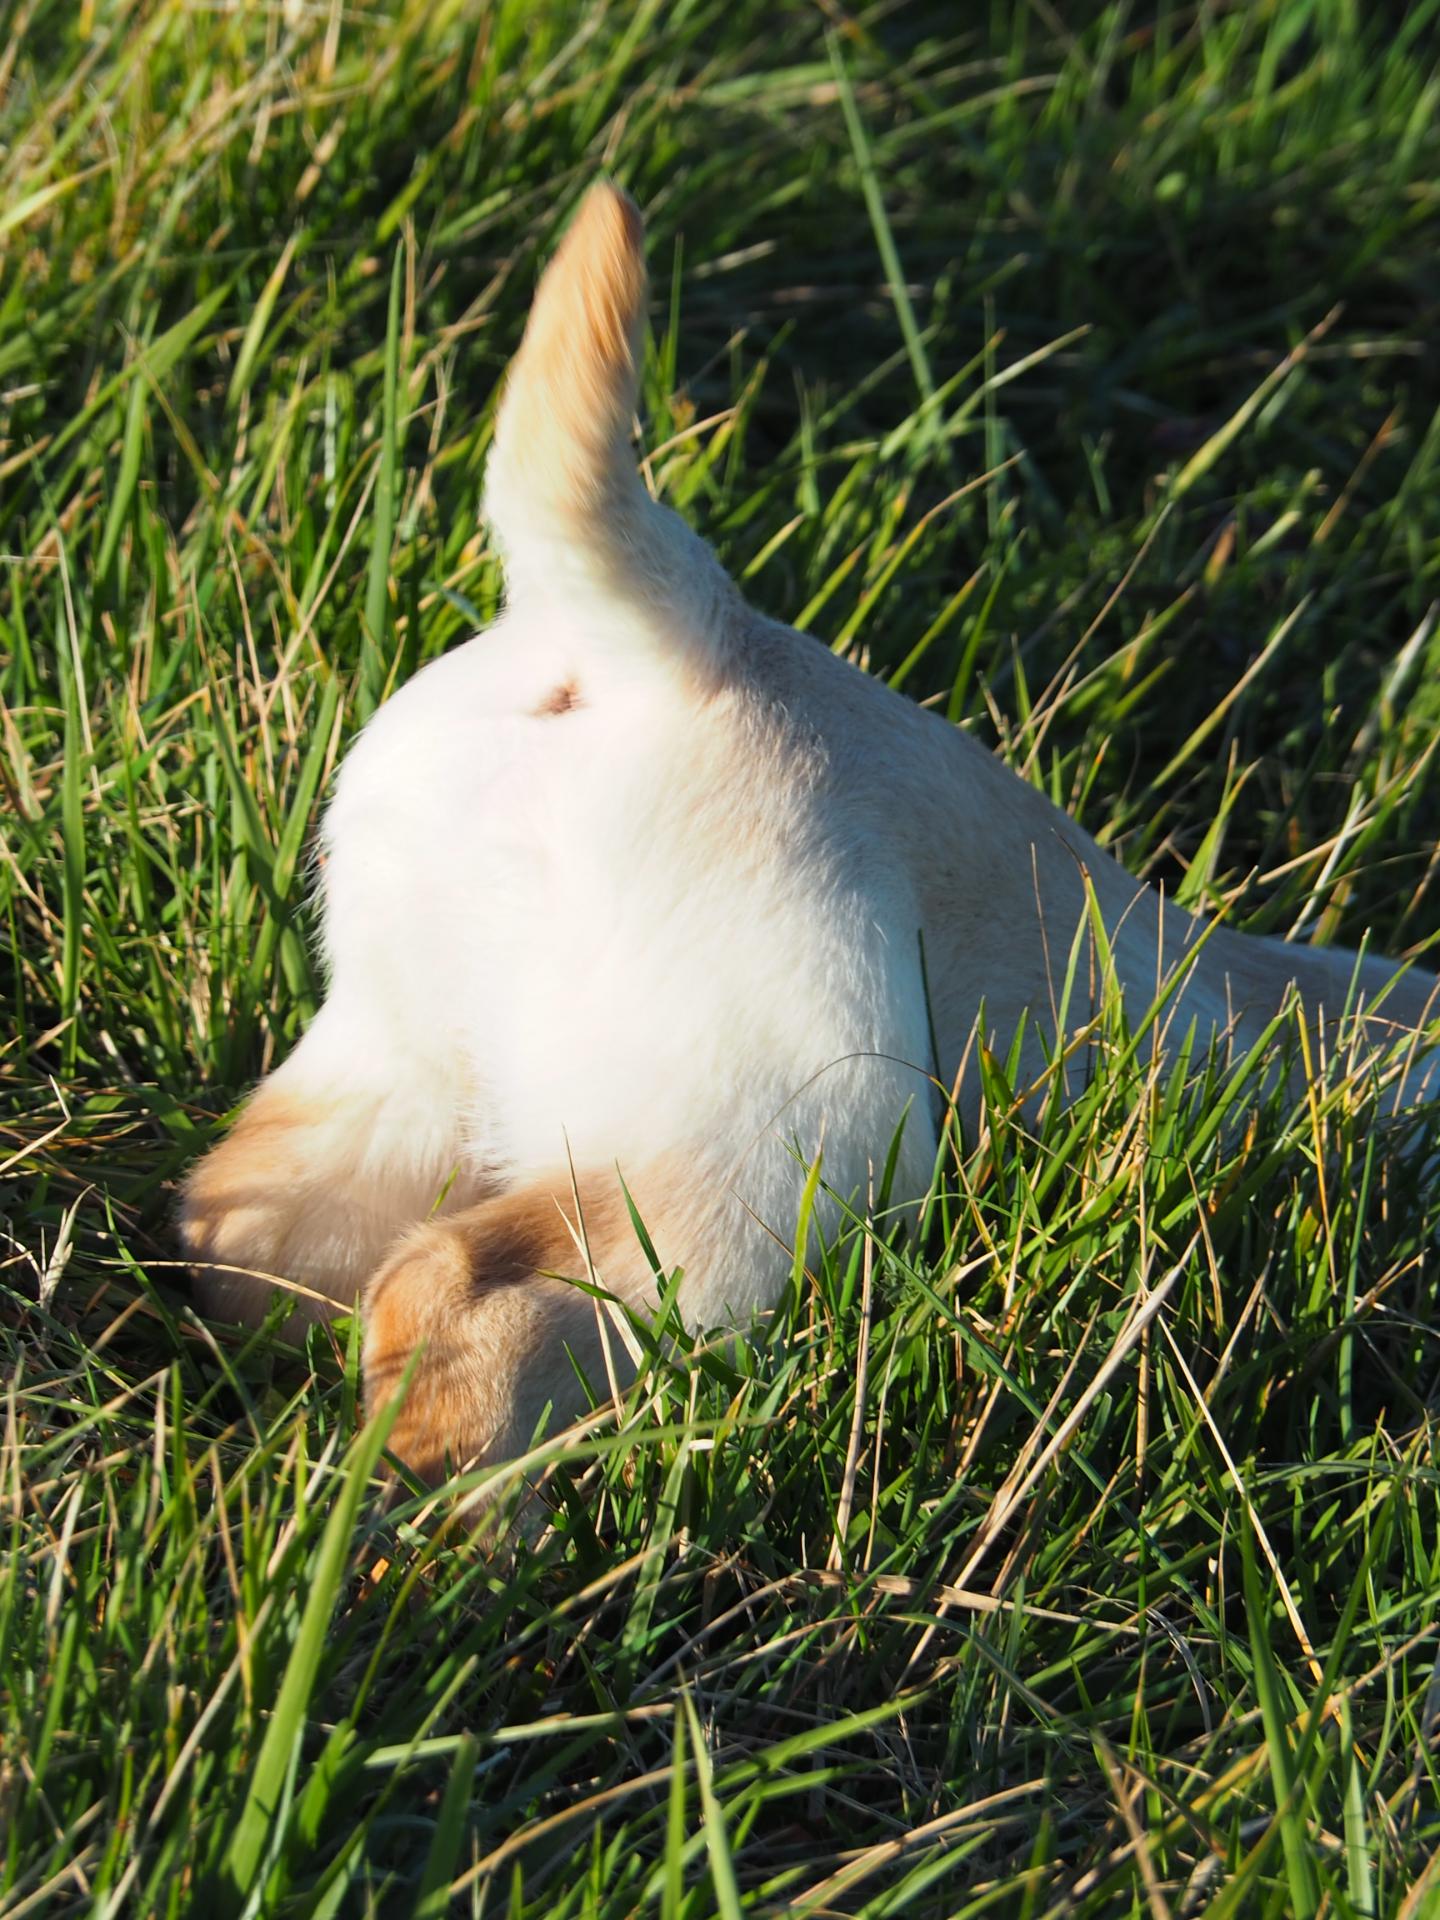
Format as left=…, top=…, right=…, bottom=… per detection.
left=1197, top=924, right=1440, bottom=1112
left=361, top=1173, right=662, bottom=1485
left=182, top=995, right=475, bottom=1326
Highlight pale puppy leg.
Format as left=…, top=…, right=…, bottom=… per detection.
left=181, top=995, right=474, bottom=1326
left=361, top=1175, right=659, bottom=1483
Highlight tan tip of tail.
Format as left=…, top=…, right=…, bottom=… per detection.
left=487, top=180, right=649, bottom=544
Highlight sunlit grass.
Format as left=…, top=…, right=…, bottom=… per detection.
left=3, top=1, right=1440, bottom=1912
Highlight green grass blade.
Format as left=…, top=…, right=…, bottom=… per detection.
left=415, top=1733, right=479, bottom=1918
left=681, top=1691, right=743, bottom=1920
left=361, top=245, right=405, bottom=718
left=217, top=1405, right=398, bottom=1900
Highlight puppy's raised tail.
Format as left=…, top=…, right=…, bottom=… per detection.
left=485, top=181, right=732, bottom=659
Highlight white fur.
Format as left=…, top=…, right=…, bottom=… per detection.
left=317, top=585, right=940, bottom=1327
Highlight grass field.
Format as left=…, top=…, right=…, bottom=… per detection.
left=4, top=1, right=1440, bottom=1912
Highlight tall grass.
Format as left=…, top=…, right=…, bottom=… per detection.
left=3, top=1, right=1439, bottom=1912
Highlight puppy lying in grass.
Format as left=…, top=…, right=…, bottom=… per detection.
left=182, top=182, right=1437, bottom=1485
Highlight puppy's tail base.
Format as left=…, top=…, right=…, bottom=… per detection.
left=484, top=181, right=733, bottom=664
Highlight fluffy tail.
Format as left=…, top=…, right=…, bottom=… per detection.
left=484, top=182, right=732, bottom=654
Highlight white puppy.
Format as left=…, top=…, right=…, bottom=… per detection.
left=182, top=183, right=1437, bottom=1480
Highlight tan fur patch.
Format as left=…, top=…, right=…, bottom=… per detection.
left=183, top=1089, right=323, bottom=1214
left=181, top=1088, right=345, bottom=1325
left=490, top=182, right=648, bottom=525
left=181, top=1077, right=477, bottom=1328
left=362, top=1170, right=653, bottom=1485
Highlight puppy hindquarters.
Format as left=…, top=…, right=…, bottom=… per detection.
left=183, top=185, right=749, bottom=1345
left=361, top=1174, right=662, bottom=1486
left=182, top=1000, right=471, bottom=1327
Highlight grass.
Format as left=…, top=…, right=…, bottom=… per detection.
left=3, top=0, right=1440, bottom=1912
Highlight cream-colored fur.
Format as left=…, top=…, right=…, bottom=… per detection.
left=182, top=181, right=1437, bottom=1483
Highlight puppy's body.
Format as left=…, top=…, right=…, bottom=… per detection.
left=183, top=184, right=1436, bottom=1478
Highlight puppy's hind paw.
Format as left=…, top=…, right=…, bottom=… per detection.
left=362, top=1221, right=500, bottom=1488
left=360, top=1178, right=635, bottom=1493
